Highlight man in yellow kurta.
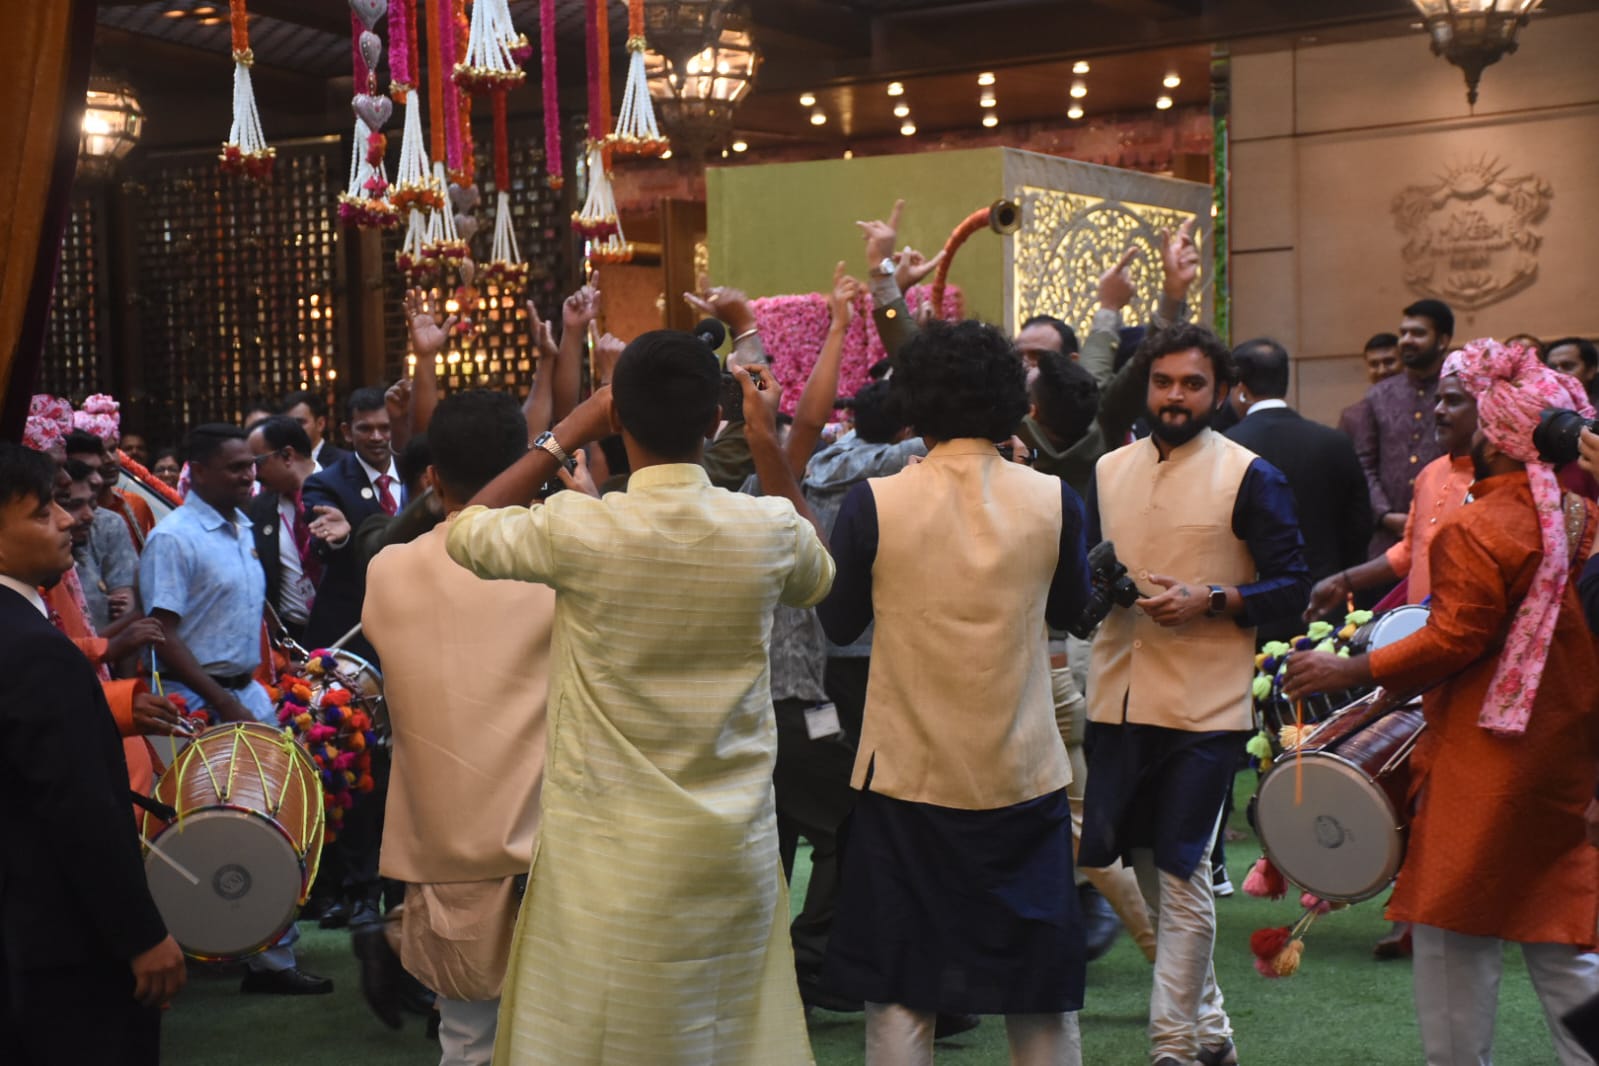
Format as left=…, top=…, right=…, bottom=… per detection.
left=446, top=331, right=834, bottom=1066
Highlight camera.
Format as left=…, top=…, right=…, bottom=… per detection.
left=1067, top=540, right=1143, bottom=639
left=1532, top=407, right=1599, bottom=466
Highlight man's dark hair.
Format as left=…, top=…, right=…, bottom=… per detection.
left=187, top=423, right=248, bottom=466
left=1021, top=314, right=1080, bottom=357
left=867, top=357, right=894, bottom=382
left=427, top=390, right=528, bottom=499
left=1133, top=322, right=1236, bottom=390
left=1547, top=336, right=1599, bottom=372
left=62, top=458, right=95, bottom=484
left=851, top=381, right=905, bottom=444
left=612, top=330, right=721, bottom=460
left=64, top=429, right=104, bottom=457
left=1030, top=351, right=1099, bottom=447
left=1403, top=299, right=1455, bottom=340
left=0, top=444, right=57, bottom=509
left=597, top=434, right=630, bottom=478
left=346, top=386, right=388, bottom=421
left=252, top=415, right=313, bottom=458
left=280, top=390, right=328, bottom=420
left=397, top=433, right=432, bottom=494
left=894, top=319, right=1028, bottom=442
left=1232, top=337, right=1291, bottom=399
left=1363, top=332, right=1399, bottom=353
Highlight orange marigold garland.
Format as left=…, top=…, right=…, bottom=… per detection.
left=480, top=90, right=529, bottom=291
left=573, top=0, right=632, bottom=263
left=539, top=0, right=563, bottom=190
left=219, top=0, right=275, bottom=179
left=606, top=0, right=669, bottom=157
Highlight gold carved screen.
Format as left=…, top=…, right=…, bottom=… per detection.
left=1012, top=186, right=1202, bottom=338
left=40, top=197, right=106, bottom=401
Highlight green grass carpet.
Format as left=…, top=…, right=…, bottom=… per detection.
left=164, top=775, right=1562, bottom=1063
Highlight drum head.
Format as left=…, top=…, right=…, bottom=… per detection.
left=145, top=808, right=306, bottom=960
left=1255, top=753, right=1404, bottom=903
left=1365, top=605, right=1430, bottom=652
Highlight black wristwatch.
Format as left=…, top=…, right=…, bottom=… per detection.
left=1205, top=585, right=1226, bottom=617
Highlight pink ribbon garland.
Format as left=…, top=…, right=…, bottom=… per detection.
left=584, top=0, right=602, bottom=137
left=440, top=0, right=461, bottom=174
left=541, top=0, right=562, bottom=186
left=389, top=0, right=411, bottom=89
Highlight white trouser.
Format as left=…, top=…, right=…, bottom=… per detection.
left=437, top=996, right=499, bottom=1066
left=1130, top=837, right=1232, bottom=1064
left=864, top=1003, right=1081, bottom=1066
left=1412, top=924, right=1599, bottom=1066
left=247, top=922, right=299, bottom=973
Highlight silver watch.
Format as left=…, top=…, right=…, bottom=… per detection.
left=534, top=430, right=570, bottom=466
left=870, top=256, right=896, bottom=278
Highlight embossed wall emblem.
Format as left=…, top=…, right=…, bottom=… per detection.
left=1012, top=186, right=1201, bottom=336
left=1392, top=158, right=1552, bottom=310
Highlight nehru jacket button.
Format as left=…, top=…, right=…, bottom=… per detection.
left=1410, top=455, right=1419, bottom=463
left=1414, top=411, right=1423, bottom=420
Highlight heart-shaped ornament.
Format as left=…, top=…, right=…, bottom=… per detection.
left=352, top=93, right=393, bottom=131
left=455, top=215, right=480, bottom=243
left=359, top=31, right=383, bottom=72
left=448, top=183, right=480, bottom=213
left=458, top=259, right=477, bottom=287
left=349, top=0, right=388, bottom=31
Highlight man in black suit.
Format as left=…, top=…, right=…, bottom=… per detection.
left=0, top=443, right=187, bottom=1065
left=245, top=416, right=349, bottom=645
left=280, top=390, right=345, bottom=469
left=1225, top=338, right=1372, bottom=644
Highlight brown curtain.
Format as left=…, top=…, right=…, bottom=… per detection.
left=0, top=0, right=98, bottom=440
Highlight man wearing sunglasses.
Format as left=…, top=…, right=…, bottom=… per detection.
left=246, top=416, right=348, bottom=644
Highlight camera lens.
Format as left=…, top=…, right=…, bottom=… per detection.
left=1533, top=408, right=1591, bottom=466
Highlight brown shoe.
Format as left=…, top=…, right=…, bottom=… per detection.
left=1198, top=1038, right=1239, bottom=1065
left=1373, top=922, right=1414, bottom=960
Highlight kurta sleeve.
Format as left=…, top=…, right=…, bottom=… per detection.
left=446, top=502, right=561, bottom=588
left=780, top=508, right=836, bottom=609
left=1369, top=518, right=1511, bottom=693
left=1385, top=496, right=1418, bottom=577
left=103, top=678, right=145, bottom=737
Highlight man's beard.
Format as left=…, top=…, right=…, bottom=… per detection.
left=1402, top=344, right=1440, bottom=370
left=1147, top=404, right=1211, bottom=447
left=1470, top=435, right=1494, bottom=481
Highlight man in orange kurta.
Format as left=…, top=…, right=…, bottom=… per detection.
left=1288, top=339, right=1599, bottom=1066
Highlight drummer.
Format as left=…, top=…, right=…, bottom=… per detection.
left=139, top=423, right=332, bottom=997
left=1287, top=339, right=1599, bottom=1066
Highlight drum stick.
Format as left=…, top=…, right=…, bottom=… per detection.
left=140, top=833, right=201, bottom=887
left=1293, top=698, right=1305, bottom=806
left=327, top=623, right=364, bottom=653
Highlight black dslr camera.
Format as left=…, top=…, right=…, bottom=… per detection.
left=1533, top=407, right=1599, bottom=466
left=1067, top=540, right=1143, bottom=639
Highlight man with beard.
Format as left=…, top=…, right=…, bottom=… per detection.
left=1078, top=323, right=1309, bottom=1066
left=1352, top=300, right=1454, bottom=557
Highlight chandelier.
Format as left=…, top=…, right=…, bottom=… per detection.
left=643, top=0, right=760, bottom=159
left=1411, top=0, right=1543, bottom=106
left=79, top=73, right=146, bottom=182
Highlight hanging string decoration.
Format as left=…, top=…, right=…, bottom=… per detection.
left=608, top=0, right=669, bottom=157
left=539, top=0, right=563, bottom=190
left=417, top=161, right=472, bottom=283
left=480, top=91, right=529, bottom=291
left=388, top=0, right=440, bottom=213
left=219, top=0, right=275, bottom=178
left=573, top=0, right=632, bottom=263
left=340, top=2, right=400, bottom=228
left=453, top=0, right=528, bottom=94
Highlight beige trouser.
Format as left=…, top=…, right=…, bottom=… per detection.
left=1413, top=924, right=1599, bottom=1066
left=865, top=1003, right=1081, bottom=1066
left=1051, top=665, right=1157, bottom=963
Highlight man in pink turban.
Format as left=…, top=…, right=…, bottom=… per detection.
left=1286, top=339, right=1599, bottom=1065
left=24, top=395, right=73, bottom=461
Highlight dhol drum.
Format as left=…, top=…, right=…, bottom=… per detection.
left=325, top=650, right=387, bottom=735
left=1349, top=603, right=1431, bottom=656
left=138, top=722, right=326, bottom=960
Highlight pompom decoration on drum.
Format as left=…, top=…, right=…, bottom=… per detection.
left=272, top=650, right=380, bottom=840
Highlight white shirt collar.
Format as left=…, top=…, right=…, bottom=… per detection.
left=355, top=452, right=399, bottom=486
left=1246, top=398, right=1291, bottom=415
left=0, top=574, right=48, bottom=617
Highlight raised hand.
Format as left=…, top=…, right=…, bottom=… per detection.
left=556, top=386, right=616, bottom=450
left=731, top=363, right=782, bottom=437
left=827, top=261, right=861, bottom=325
left=1160, top=217, right=1201, bottom=300
left=562, top=277, right=602, bottom=333
left=683, top=283, right=756, bottom=335
left=385, top=377, right=413, bottom=424
left=403, top=289, right=458, bottom=359
left=856, top=198, right=905, bottom=269
left=593, top=332, right=626, bottom=386
left=527, top=301, right=559, bottom=361
left=893, top=244, right=944, bottom=293
left=1098, top=247, right=1138, bottom=312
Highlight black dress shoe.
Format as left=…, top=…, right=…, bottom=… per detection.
left=297, top=895, right=336, bottom=923
left=240, top=966, right=335, bottom=996
left=933, top=1013, right=980, bottom=1040
left=349, top=899, right=383, bottom=931
left=1080, top=883, right=1124, bottom=962
left=317, top=899, right=352, bottom=930
left=797, top=973, right=862, bottom=1014
left=351, top=925, right=404, bottom=1029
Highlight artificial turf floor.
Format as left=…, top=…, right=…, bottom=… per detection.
left=164, top=774, right=1564, bottom=1064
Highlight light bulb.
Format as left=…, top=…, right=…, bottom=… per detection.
left=1156, top=95, right=1173, bottom=110
left=1072, top=61, right=1090, bottom=75
left=900, top=121, right=916, bottom=136
left=1163, top=73, right=1182, bottom=89
left=886, top=81, right=904, bottom=96
left=732, top=139, right=748, bottom=152
left=980, top=90, right=996, bottom=108
left=810, top=110, right=827, bottom=126
left=1067, top=104, right=1084, bottom=120
left=893, top=103, right=909, bottom=118
left=982, top=113, right=999, bottom=128
left=799, top=92, right=816, bottom=107
left=977, top=72, right=995, bottom=86
left=661, top=149, right=673, bottom=159
left=1070, top=81, right=1087, bottom=99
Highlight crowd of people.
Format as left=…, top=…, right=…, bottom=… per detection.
left=5, top=195, right=1599, bottom=1066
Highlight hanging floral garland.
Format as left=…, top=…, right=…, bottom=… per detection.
left=479, top=90, right=529, bottom=290
left=388, top=0, right=440, bottom=214
left=539, top=0, right=563, bottom=190
left=339, top=3, right=400, bottom=228
left=607, top=0, right=669, bottom=157
left=219, top=0, right=275, bottom=178
left=453, top=0, right=527, bottom=94
left=573, top=0, right=632, bottom=264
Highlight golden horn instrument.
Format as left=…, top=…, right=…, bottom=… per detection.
left=929, top=198, right=1021, bottom=319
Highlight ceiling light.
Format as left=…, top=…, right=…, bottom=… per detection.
left=661, top=148, right=673, bottom=159
left=886, top=81, right=904, bottom=96
left=977, top=71, right=996, bottom=86
left=1411, top=0, right=1545, bottom=106
left=1067, top=104, right=1084, bottom=120
left=1070, top=80, right=1088, bottom=99
left=1156, top=95, right=1173, bottom=109
left=843, top=149, right=854, bottom=159
left=1163, top=73, right=1181, bottom=88
left=197, top=14, right=225, bottom=23
left=982, top=113, right=998, bottom=128
left=810, top=109, right=827, bottom=125
left=799, top=92, right=816, bottom=107
left=893, top=102, right=910, bottom=118
left=1072, top=61, right=1090, bottom=75
left=899, top=121, right=916, bottom=136
left=980, top=90, right=996, bottom=108
left=731, top=139, right=748, bottom=152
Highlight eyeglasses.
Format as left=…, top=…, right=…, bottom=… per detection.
left=251, top=447, right=290, bottom=468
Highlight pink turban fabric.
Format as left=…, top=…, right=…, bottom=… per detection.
left=24, top=395, right=73, bottom=453
left=1449, top=338, right=1595, bottom=736
left=72, top=393, right=121, bottom=444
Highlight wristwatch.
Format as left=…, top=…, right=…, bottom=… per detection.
left=1205, top=585, right=1227, bottom=617
left=870, top=256, right=896, bottom=278
left=533, top=430, right=571, bottom=467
